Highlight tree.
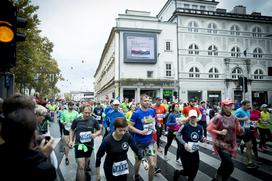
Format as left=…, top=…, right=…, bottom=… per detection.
left=11, top=0, right=62, bottom=98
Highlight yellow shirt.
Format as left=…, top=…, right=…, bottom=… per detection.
left=258, top=111, right=270, bottom=129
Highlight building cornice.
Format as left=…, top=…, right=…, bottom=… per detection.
left=115, top=27, right=162, bottom=34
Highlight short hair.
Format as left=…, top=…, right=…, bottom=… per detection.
left=2, top=109, right=37, bottom=150
left=3, top=94, right=35, bottom=117
left=114, top=117, right=127, bottom=129
left=140, top=94, right=149, bottom=102
left=241, top=100, right=250, bottom=106
left=35, top=105, right=47, bottom=116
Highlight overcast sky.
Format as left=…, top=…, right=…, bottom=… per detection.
left=31, top=0, right=272, bottom=94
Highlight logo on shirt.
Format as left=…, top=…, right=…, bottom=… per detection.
left=191, top=132, right=199, bottom=141
left=122, top=142, right=128, bottom=150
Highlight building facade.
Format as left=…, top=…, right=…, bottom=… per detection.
left=94, top=0, right=272, bottom=105
left=94, top=10, right=178, bottom=102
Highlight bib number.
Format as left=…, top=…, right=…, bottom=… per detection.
left=96, top=116, right=101, bottom=120
left=188, top=142, right=199, bottom=153
left=243, top=120, right=250, bottom=128
left=143, top=123, right=153, bottom=135
left=79, top=131, right=92, bottom=143
left=157, top=114, right=164, bottom=120
left=112, top=160, right=129, bottom=176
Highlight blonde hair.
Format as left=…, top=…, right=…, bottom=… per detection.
left=35, top=105, right=47, bottom=116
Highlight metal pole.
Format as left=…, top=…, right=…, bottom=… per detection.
left=242, top=75, right=245, bottom=100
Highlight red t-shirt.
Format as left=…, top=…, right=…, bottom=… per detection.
left=183, top=106, right=201, bottom=118
left=152, top=104, right=166, bottom=125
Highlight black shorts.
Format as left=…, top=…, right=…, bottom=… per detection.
left=242, top=128, right=252, bottom=142
left=74, top=145, right=93, bottom=158
left=63, top=129, right=70, bottom=135
left=135, top=141, right=155, bottom=157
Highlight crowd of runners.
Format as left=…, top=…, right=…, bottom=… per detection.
left=0, top=93, right=271, bottom=181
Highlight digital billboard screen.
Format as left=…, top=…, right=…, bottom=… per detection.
left=123, top=32, right=157, bottom=64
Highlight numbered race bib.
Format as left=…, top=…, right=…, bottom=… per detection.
left=64, top=122, right=72, bottom=131
left=176, top=118, right=182, bottom=123
left=188, top=142, right=199, bottom=153
left=143, top=123, right=153, bottom=135
left=243, top=120, right=250, bottom=128
left=250, top=121, right=258, bottom=128
left=157, top=114, right=164, bottom=120
left=79, top=131, right=92, bottom=143
left=112, top=160, right=129, bottom=176
left=96, top=116, right=101, bottom=120
left=263, top=120, right=270, bottom=126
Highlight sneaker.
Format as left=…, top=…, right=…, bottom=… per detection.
left=176, top=160, right=182, bottom=166
left=246, top=163, right=258, bottom=169
left=164, top=131, right=168, bottom=136
left=157, top=147, right=162, bottom=153
left=65, top=158, right=69, bottom=165
left=173, top=170, right=180, bottom=181
left=135, top=174, right=140, bottom=181
left=164, top=155, right=169, bottom=161
left=154, top=167, right=161, bottom=175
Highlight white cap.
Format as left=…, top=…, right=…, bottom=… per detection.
left=112, top=99, right=120, bottom=105
left=188, top=110, right=198, bottom=118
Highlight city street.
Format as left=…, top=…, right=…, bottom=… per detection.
left=49, top=120, right=272, bottom=181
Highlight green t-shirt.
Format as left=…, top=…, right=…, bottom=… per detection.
left=61, top=110, right=79, bottom=130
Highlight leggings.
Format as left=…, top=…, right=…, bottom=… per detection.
left=258, top=127, right=271, bottom=148
left=164, top=130, right=180, bottom=160
left=179, top=147, right=199, bottom=180
left=156, top=124, right=163, bottom=148
left=217, top=150, right=234, bottom=181
left=104, top=164, right=127, bottom=181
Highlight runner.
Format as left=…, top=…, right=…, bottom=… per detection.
left=128, top=94, right=157, bottom=181
left=69, top=105, right=101, bottom=181
left=198, top=101, right=208, bottom=137
left=96, top=117, right=148, bottom=181
left=207, top=99, right=244, bottom=181
left=164, top=103, right=186, bottom=165
left=174, top=110, right=206, bottom=181
left=60, top=101, right=79, bottom=165
left=258, top=104, right=272, bottom=151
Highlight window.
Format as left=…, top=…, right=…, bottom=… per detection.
left=253, top=69, right=264, bottom=79
left=147, top=71, right=153, bottom=78
left=230, top=25, right=240, bottom=36
left=188, top=21, right=198, bottom=32
left=208, top=45, right=218, bottom=56
left=189, top=67, right=200, bottom=78
left=231, top=46, right=241, bottom=57
left=192, top=5, right=198, bottom=9
left=184, top=4, right=190, bottom=9
left=188, top=44, right=199, bottom=54
left=232, top=67, right=242, bottom=79
left=209, top=67, right=219, bottom=78
left=200, top=6, right=206, bottom=10
left=166, top=64, right=172, bottom=77
left=165, top=41, right=171, bottom=51
left=252, top=27, right=262, bottom=37
left=208, top=23, right=217, bottom=34
left=253, top=48, right=263, bottom=58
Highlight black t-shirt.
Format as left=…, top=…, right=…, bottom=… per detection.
left=180, top=122, right=203, bottom=143
left=96, top=132, right=142, bottom=167
left=71, top=117, right=100, bottom=148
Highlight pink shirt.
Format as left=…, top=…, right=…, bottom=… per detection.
left=250, top=110, right=260, bottom=121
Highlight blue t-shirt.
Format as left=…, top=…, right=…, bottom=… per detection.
left=235, top=107, right=250, bottom=127
left=130, top=108, right=155, bottom=144
left=103, top=109, right=124, bottom=132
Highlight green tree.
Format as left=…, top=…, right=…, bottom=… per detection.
left=11, top=0, right=62, bottom=98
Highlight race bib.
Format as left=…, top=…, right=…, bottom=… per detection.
left=176, top=118, right=182, bottom=123
left=112, top=160, right=129, bottom=176
left=250, top=121, right=258, bottom=128
left=64, top=122, right=72, bottom=131
left=96, top=116, right=101, bottom=120
left=79, top=131, right=92, bottom=143
left=243, top=120, right=250, bottom=128
left=187, top=142, right=199, bottom=153
left=143, top=123, right=154, bottom=135
left=157, top=114, right=164, bottom=120
left=263, top=120, right=270, bottom=125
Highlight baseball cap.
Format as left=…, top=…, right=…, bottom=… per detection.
left=261, top=104, right=268, bottom=108
left=221, top=99, right=233, bottom=106
left=188, top=110, right=198, bottom=118
left=112, top=99, right=120, bottom=105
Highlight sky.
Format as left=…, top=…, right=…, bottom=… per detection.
left=31, top=0, right=272, bottom=94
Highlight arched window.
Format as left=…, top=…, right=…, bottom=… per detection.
left=208, top=23, right=217, bottom=34
left=188, top=44, right=199, bottom=54
left=252, top=27, right=262, bottom=37
left=253, top=69, right=264, bottom=79
left=189, top=67, right=200, bottom=78
left=230, top=25, right=240, bottom=36
left=188, top=21, right=198, bottom=32
left=232, top=67, right=242, bottom=79
left=253, top=48, right=263, bottom=58
left=208, top=45, right=218, bottom=56
left=231, top=46, right=240, bottom=57
left=209, top=67, right=219, bottom=78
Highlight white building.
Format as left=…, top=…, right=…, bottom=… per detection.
left=95, top=0, right=272, bottom=106
left=94, top=10, right=178, bottom=102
